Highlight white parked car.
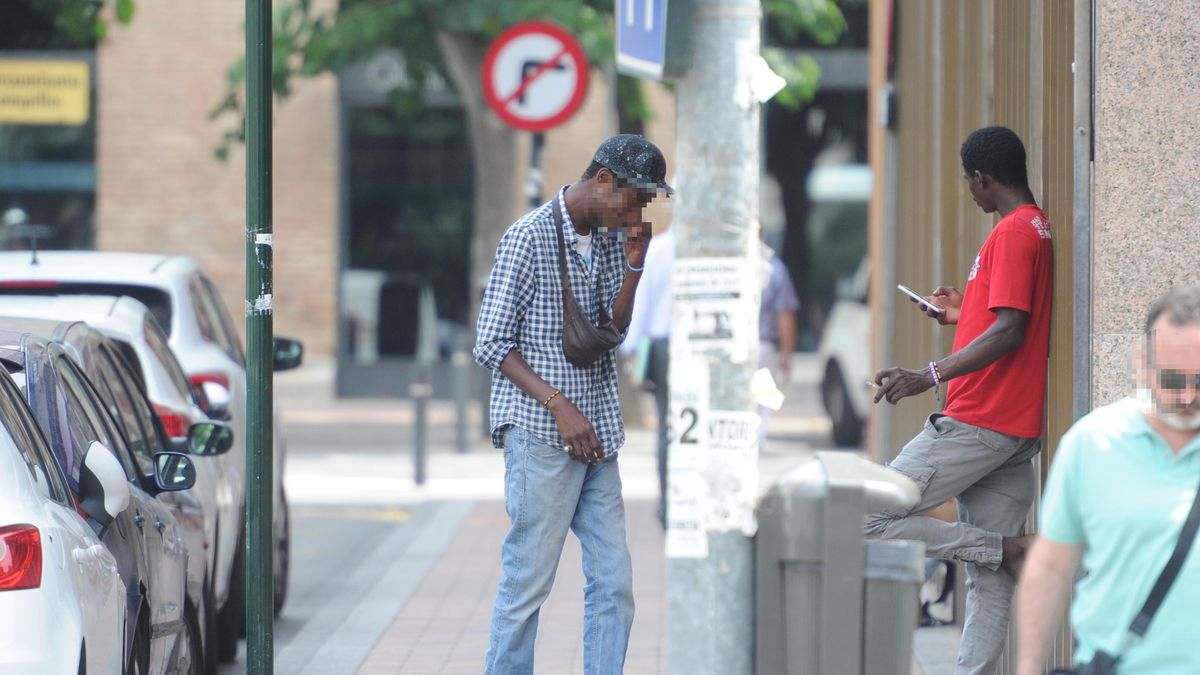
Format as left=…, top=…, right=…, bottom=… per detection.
left=0, top=295, right=236, bottom=648
left=0, top=364, right=130, bottom=675
left=0, top=251, right=303, bottom=660
left=817, top=259, right=871, bottom=446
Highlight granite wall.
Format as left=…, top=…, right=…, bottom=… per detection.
left=1091, top=0, right=1200, bottom=405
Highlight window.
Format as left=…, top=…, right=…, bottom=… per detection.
left=54, top=355, right=137, bottom=482
left=0, top=371, right=71, bottom=504
left=112, top=340, right=146, bottom=391
left=91, top=348, right=156, bottom=476
left=0, top=284, right=172, bottom=334
left=107, top=345, right=167, bottom=454
left=142, top=317, right=196, bottom=405
left=201, top=275, right=245, bottom=365
left=188, top=276, right=219, bottom=344
left=194, top=274, right=245, bottom=366
left=340, top=105, right=473, bottom=367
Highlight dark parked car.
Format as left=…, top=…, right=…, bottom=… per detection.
left=0, top=319, right=203, bottom=675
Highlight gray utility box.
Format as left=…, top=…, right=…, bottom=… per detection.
left=756, top=452, right=925, bottom=675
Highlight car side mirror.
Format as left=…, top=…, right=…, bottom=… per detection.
left=201, top=381, right=233, bottom=422
left=186, top=421, right=233, bottom=456
left=153, top=452, right=197, bottom=492
left=273, top=336, right=303, bottom=372
left=79, top=441, right=131, bottom=536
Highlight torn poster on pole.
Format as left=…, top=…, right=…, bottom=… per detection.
left=672, top=257, right=758, bottom=362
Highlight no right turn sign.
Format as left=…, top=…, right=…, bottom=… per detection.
left=481, top=22, right=590, bottom=133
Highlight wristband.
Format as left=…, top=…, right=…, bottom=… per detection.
left=626, top=259, right=644, bottom=273
left=927, top=362, right=941, bottom=387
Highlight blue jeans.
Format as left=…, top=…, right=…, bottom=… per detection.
left=484, top=426, right=635, bottom=675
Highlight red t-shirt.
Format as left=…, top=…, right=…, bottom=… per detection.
left=942, top=204, right=1054, bottom=438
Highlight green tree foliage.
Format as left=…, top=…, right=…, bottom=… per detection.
left=0, top=0, right=136, bottom=45
left=211, top=0, right=846, bottom=158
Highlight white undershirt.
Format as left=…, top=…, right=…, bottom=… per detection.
left=573, top=231, right=593, bottom=270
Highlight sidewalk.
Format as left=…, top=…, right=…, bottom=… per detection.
left=272, top=355, right=951, bottom=674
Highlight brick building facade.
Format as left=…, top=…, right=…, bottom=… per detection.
left=95, top=3, right=675, bottom=396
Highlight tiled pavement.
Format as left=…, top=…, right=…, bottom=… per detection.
left=274, top=355, right=956, bottom=674
left=356, top=498, right=667, bottom=675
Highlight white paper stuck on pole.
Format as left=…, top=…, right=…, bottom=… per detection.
left=673, top=258, right=757, bottom=362
left=665, top=470, right=709, bottom=559
left=703, top=410, right=761, bottom=535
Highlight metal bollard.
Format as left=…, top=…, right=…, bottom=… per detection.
left=411, top=371, right=432, bottom=486
left=452, top=350, right=470, bottom=454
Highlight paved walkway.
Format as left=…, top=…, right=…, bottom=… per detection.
left=358, top=498, right=667, bottom=675
left=268, top=355, right=956, bottom=674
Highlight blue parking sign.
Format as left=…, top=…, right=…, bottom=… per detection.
left=616, top=0, right=669, bottom=80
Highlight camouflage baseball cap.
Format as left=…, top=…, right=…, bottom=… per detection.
left=591, top=134, right=674, bottom=195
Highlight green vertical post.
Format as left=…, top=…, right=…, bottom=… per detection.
left=245, top=0, right=274, bottom=670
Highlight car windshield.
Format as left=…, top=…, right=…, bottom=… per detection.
left=0, top=283, right=173, bottom=335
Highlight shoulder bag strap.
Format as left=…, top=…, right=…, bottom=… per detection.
left=1128, top=472, right=1200, bottom=638
left=552, top=198, right=579, bottom=308
left=553, top=198, right=613, bottom=323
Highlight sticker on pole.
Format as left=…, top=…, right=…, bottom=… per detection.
left=481, top=21, right=590, bottom=133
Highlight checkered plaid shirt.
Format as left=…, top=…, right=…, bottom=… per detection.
left=473, top=187, right=628, bottom=456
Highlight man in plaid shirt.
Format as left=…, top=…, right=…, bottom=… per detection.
left=474, top=135, right=671, bottom=674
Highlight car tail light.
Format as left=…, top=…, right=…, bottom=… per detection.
left=0, top=524, right=42, bottom=591
left=188, top=373, right=230, bottom=390
left=0, top=280, right=60, bottom=289
left=153, top=404, right=189, bottom=438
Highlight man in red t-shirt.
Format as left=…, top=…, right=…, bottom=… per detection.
left=865, top=127, right=1054, bottom=675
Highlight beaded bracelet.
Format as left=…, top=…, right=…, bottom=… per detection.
left=927, top=361, right=941, bottom=387
left=542, top=389, right=561, bottom=409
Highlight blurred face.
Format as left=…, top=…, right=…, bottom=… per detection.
left=1143, top=317, right=1200, bottom=430
left=593, top=170, right=655, bottom=240
left=962, top=168, right=996, bottom=214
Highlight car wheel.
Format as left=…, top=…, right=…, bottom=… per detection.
left=216, top=529, right=245, bottom=663
left=273, top=494, right=290, bottom=617
left=822, top=362, right=863, bottom=447
left=179, top=600, right=204, bottom=675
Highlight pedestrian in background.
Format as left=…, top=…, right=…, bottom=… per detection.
left=758, top=249, right=800, bottom=449
left=864, top=126, right=1054, bottom=674
left=622, top=226, right=674, bottom=527
left=1015, top=286, right=1200, bottom=675
left=473, top=134, right=671, bottom=674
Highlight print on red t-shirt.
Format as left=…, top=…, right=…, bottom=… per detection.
left=941, top=204, right=1054, bottom=438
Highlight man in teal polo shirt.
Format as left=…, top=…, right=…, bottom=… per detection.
left=1015, top=286, right=1200, bottom=674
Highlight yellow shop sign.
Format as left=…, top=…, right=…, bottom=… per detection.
left=0, top=60, right=90, bottom=125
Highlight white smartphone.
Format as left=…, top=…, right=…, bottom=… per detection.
left=897, top=284, right=943, bottom=315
